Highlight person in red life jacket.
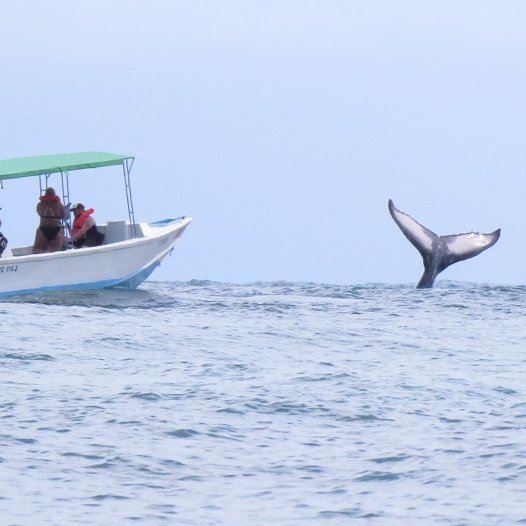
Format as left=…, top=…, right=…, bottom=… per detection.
left=33, top=187, right=68, bottom=253
left=70, top=203, right=105, bottom=248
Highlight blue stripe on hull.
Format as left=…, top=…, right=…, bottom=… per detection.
left=0, top=277, right=123, bottom=299
left=112, top=259, right=161, bottom=289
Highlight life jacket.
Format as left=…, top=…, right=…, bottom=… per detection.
left=39, top=195, right=60, bottom=204
left=72, top=208, right=95, bottom=236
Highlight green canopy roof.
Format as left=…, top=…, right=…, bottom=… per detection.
left=0, top=151, right=134, bottom=181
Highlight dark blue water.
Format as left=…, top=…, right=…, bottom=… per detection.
left=1, top=281, right=525, bottom=525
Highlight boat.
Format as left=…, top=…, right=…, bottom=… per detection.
left=0, top=151, right=191, bottom=298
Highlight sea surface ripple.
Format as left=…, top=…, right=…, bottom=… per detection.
left=1, top=280, right=526, bottom=525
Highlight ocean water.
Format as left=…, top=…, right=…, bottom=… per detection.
left=1, top=280, right=526, bottom=525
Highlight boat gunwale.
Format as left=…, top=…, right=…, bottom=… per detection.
left=1, top=217, right=191, bottom=264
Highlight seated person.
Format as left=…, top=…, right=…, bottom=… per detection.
left=70, top=203, right=105, bottom=248
left=33, top=187, right=68, bottom=253
left=0, top=218, right=7, bottom=257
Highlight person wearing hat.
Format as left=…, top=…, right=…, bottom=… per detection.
left=70, top=203, right=105, bottom=248
left=33, top=187, right=68, bottom=253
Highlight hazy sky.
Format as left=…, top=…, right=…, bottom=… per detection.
left=1, top=1, right=525, bottom=285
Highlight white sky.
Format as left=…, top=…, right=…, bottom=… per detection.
left=1, top=0, right=525, bottom=285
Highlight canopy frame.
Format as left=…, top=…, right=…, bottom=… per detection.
left=0, top=151, right=138, bottom=240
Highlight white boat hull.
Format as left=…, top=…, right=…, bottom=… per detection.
left=0, top=217, right=191, bottom=298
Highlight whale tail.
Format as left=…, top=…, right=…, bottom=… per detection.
left=388, top=199, right=501, bottom=288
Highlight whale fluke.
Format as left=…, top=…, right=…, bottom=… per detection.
left=388, top=199, right=501, bottom=288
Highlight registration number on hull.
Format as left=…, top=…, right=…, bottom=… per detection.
left=0, top=265, right=19, bottom=273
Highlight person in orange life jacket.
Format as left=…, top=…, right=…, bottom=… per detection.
left=33, top=187, right=68, bottom=253
left=70, top=203, right=105, bottom=248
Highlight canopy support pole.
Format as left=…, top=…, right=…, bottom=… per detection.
left=123, top=158, right=137, bottom=237
left=59, top=170, right=73, bottom=247
left=59, top=170, right=71, bottom=208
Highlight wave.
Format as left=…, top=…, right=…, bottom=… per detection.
left=2, top=279, right=526, bottom=310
